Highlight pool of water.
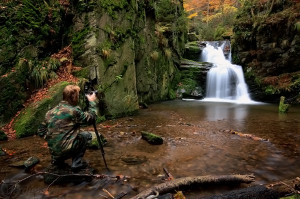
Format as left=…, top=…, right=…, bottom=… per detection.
left=1, top=99, right=299, bottom=198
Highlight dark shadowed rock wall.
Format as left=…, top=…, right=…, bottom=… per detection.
left=232, top=0, right=300, bottom=103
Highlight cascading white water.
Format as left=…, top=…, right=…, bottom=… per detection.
left=201, top=42, right=253, bottom=103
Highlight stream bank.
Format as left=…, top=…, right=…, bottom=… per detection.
left=1, top=100, right=300, bottom=198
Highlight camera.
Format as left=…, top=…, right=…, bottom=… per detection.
left=84, top=78, right=98, bottom=96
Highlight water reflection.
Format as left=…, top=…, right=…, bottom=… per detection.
left=202, top=102, right=248, bottom=121
left=1, top=100, right=299, bottom=198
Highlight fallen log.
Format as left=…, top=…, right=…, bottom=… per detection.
left=201, top=185, right=279, bottom=199
left=267, top=177, right=300, bottom=197
left=201, top=177, right=300, bottom=199
left=130, top=174, right=255, bottom=199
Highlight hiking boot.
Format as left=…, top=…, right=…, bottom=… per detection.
left=71, top=161, right=88, bottom=172
left=51, top=159, right=69, bottom=168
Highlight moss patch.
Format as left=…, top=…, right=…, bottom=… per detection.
left=141, top=131, right=163, bottom=145
left=88, top=131, right=107, bottom=149
left=13, top=81, right=70, bottom=138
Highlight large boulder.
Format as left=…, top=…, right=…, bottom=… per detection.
left=13, top=82, right=70, bottom=138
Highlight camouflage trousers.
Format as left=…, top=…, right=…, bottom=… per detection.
left=49, top=131, right=92, bottom=163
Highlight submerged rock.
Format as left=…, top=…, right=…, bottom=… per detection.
left=9, top=156, right=40, bottom=171
left=121, top=155, right=147, bottom=165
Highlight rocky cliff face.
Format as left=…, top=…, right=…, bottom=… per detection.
left=74, top=0, right=186, bottom=116
left=0, top=0, right=187, bottom=124
left=232, top=0, right=300, bottom=103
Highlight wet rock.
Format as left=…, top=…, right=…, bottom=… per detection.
left=141, top=131, right=163, bottom=145
left=121, top=155, right=147, bottom=165
left=24, top=156, right=40, bottom=171
left=9, top=156, right=40, bottom=171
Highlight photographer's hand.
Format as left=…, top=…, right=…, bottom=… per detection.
left=86, top=92, right=97, bottom=102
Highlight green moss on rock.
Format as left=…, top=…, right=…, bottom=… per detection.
left=88, top=131, right=107, bottom=149
left=141, top=131, right=163, bottom=145
left=13, top=81, right=70, bottom=138
left=72, top=67, right=90, bottom=79
left=0, top=72, right=28, bottom=124
left=279, top=96, right=289, bottom=113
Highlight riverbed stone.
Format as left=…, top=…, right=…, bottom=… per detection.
left=9, top=156, right=40, bottom=171
left=141, top=131, right=163, bottom=145
left=121, top=155, right=147, bottom=165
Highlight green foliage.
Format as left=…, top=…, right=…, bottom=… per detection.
left=98, top=0, right=129, bottom=19
left=176, top=68, right=201, bottom=94
left=72, top=26, right=90, bottom=60
left=168, top=88, right=177, bottom=99
left=214, top=25, right=226, bottom=40
left=155, top=0, right=187, bottom=35
left=14, top=81, right=69, bottom=138
left=16, top=58, right=61, bottom=88
left=0, top=72, right=27, bottom=124
left=265, top=85, right=278, bottom=95
left=72, top=67, right=90, bottom=79
left=280, top=194, right=300, bottom=199
left=75, top=0, right=96, bottom=12
left=0, top=0, right=64, bottom=74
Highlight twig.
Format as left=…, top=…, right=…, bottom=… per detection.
left=163, top=168, right=174, bottom=181
left=280, top=181, right=300, bottom=194
left=46, top=176, right=61, bottom=191
left=103, top=188, right=115, bottom=199
left=0, top=171, right=120, bottom=197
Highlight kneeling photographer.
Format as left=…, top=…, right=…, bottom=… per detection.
left=38, top=84, right=98, bottom=172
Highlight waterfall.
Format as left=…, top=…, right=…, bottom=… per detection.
left=201, top=41, right=253, bottom=104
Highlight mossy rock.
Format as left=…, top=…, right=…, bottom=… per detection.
left=141, top=131, right=163, bottom=145
left=72, top=67, right=90, bottom=79
left=88, top=131, right=107, bottom=149
left=279, top=96, right=289, bottom=113
left=185, top=42, right=201, bottom=53
left=0, top=130, right=8, bottom=141
left=13, top=81, right=70, bottom=138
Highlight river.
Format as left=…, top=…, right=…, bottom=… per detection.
left=0, top=99, right=299, bottom=198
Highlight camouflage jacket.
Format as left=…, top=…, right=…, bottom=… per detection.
left=38, top=101, right=98, bottom=154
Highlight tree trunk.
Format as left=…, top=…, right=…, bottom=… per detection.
left=130, top=174, right=255, bottom=199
